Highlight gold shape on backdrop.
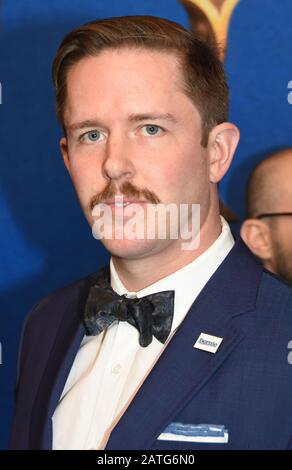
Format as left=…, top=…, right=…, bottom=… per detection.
left=180, top=0, right=240, bottom=58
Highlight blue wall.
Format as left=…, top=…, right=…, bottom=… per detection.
left=1, top=0, right=292, bottom=448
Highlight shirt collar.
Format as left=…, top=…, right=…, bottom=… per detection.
left=110, top=216, right=234, bottom=333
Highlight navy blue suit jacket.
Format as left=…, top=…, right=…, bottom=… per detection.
left=9, top=238, right=292, bottom=449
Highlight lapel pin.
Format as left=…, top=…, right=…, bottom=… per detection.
left=193, top=332, right=223, bottom=354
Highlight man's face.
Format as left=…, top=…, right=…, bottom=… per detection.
left=270, top=216, right=292, bottom=286
left=61, top=47, right=211, bottom=259
left=267, top=156, right=292, bottom=285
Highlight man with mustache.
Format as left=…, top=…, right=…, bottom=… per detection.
left=10, top=16, right=292, bottom=450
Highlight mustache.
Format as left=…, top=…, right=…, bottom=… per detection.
left=89, top=180, right=161, bottom=212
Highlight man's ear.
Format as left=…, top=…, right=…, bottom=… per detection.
left=207, top=122, right=240, bottom=183
left=240, top=219, right=273, bottom=263
left=60, top=137, right=70, bottom=173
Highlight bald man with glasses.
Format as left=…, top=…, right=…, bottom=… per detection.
left=241, top=148, right=292, bottom=286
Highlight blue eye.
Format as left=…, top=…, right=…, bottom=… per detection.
left=80, top=130, right=104, bottom=142
left=87, top=131, right=101, bottom=141
left=141, top=125, right=162, bottom=136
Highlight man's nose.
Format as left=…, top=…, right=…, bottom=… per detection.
left=102, top=133, right=135, bottom=182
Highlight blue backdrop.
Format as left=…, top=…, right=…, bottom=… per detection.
left=1, top=0, right=292, bottom=448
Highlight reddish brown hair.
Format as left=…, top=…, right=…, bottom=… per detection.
left=52, top=15, right=229, bottom=146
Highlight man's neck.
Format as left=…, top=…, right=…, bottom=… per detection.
left=111, top=212, right=223, bottom=292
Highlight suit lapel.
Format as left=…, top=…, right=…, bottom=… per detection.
left=106, top=239, right=262, bottom=449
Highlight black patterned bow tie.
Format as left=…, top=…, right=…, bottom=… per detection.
left=83, top=267, right=175, bottom=347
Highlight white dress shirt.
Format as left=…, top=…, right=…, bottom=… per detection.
left=52, top=217, right=234, bottom=450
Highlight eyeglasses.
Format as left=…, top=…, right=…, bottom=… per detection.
left=256, top=212, right=292, bottom=219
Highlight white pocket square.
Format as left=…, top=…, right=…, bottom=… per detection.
left=157, top=422, right=229, bottom=443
